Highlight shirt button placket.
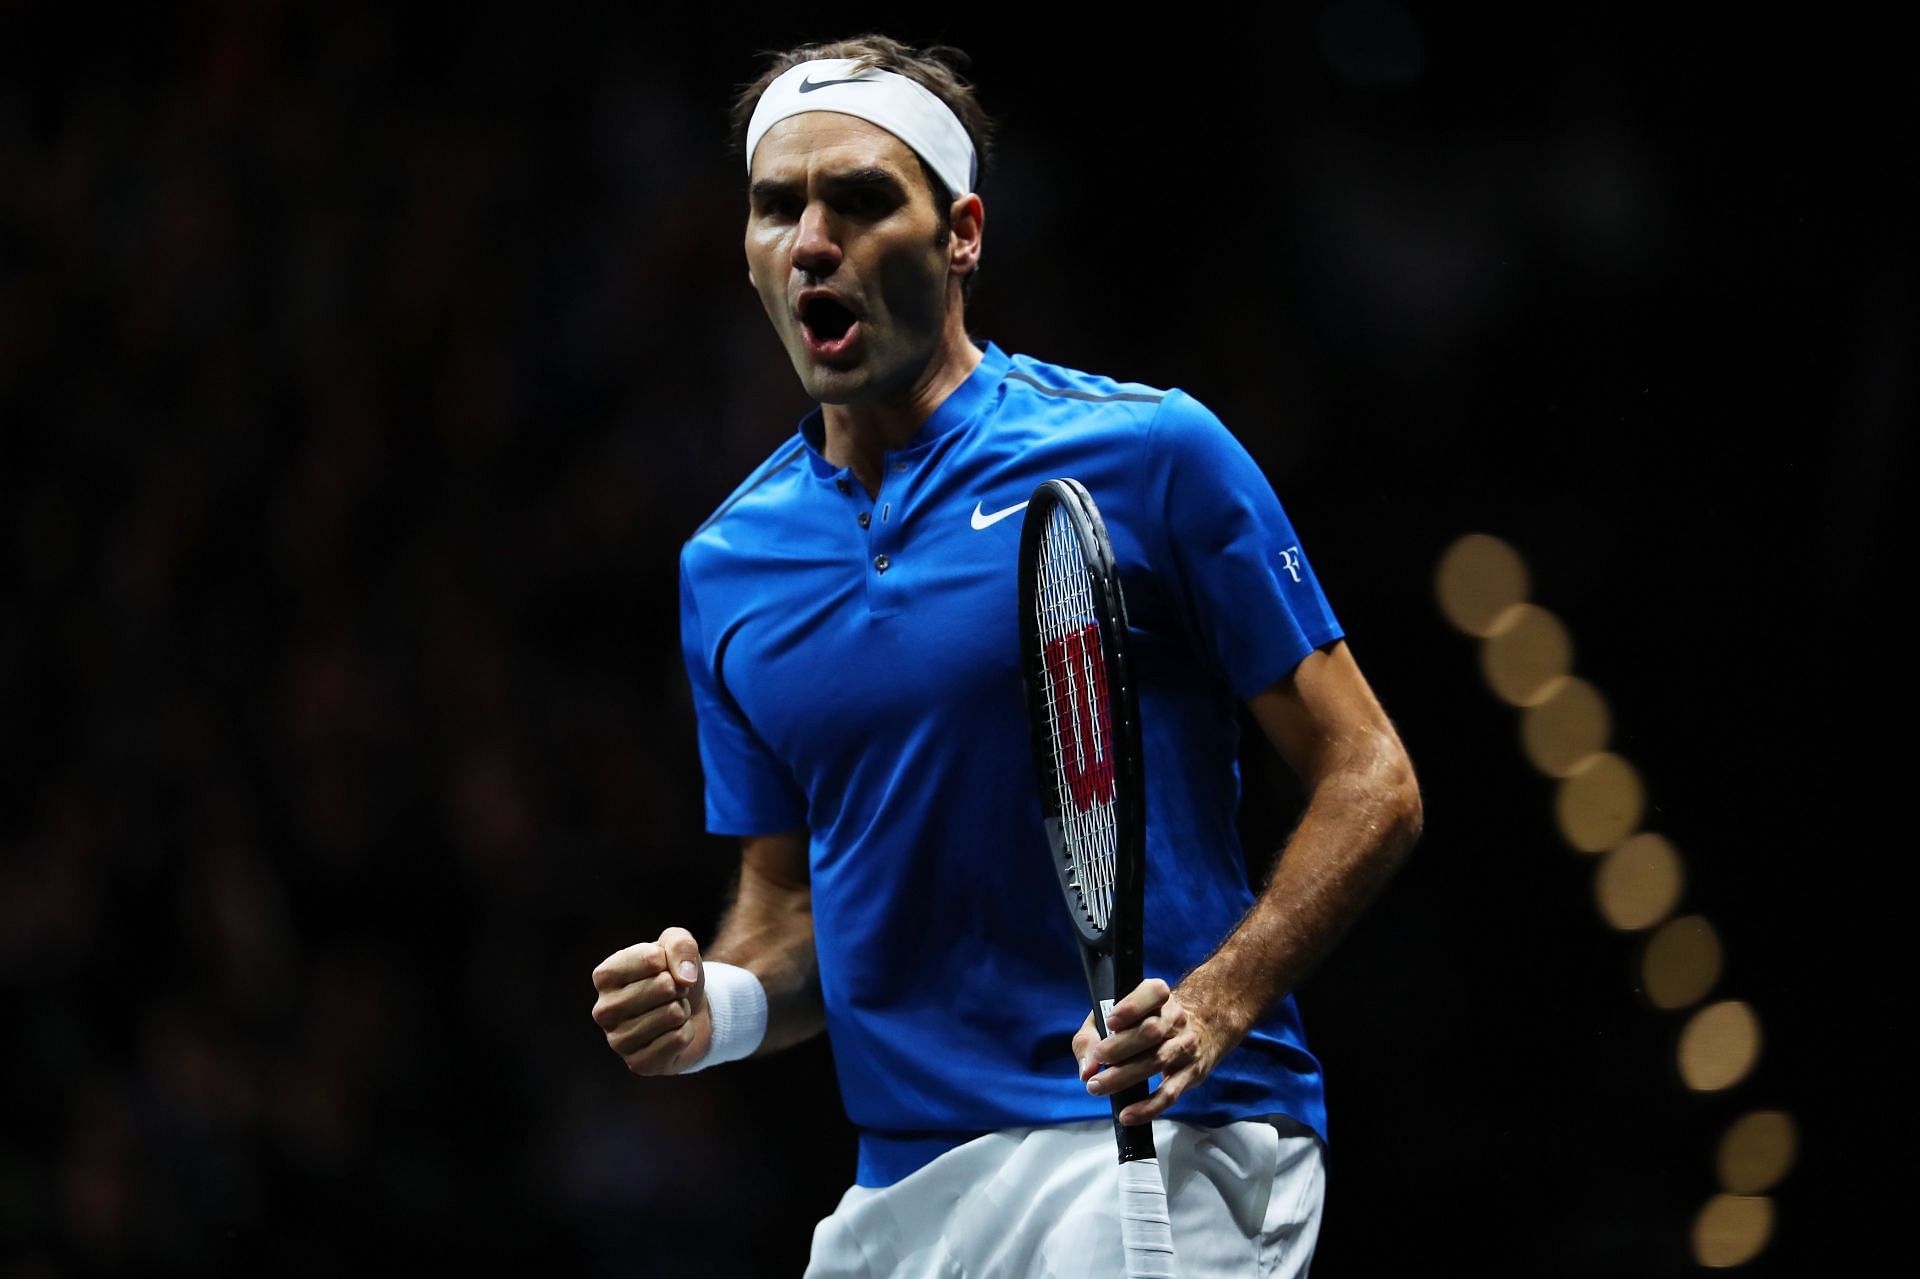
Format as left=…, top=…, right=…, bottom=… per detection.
left=868, top=455, right=909, bottom=612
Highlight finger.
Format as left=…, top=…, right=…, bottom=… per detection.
left=658, top=926, right=704, bottom=987
left=1087, top=1027, right=1198, bottom=1097
left=1118, top=1069, right=1192, bottom=1126
left=607, top=997, right=693, bottom=1057
left=623, top=1020, right=702, bottom=1076
left=592, top=941, right=665, bottom=992
left=1071, top=1012, right=1100, bottom=1078
left=1097, top=1009, right=1181, bottom=1066
left=1102, top=978, right=1171, bottom=1031
left=1086, top=1049, right=1169, bottom=1098
left=592, top=968, right=684, bottom=1029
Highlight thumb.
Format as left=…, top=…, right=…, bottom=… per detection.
left=1071, top=1009, right=1099, bottom=1059
left=657, top=926, right=704, bottom=990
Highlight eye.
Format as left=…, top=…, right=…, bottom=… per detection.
left=756, top=193, right=802, bottom=221
left=839, top=187, right=898, bottom=219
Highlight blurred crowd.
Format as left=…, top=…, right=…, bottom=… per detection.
left=3, top=7, right=812, bottom=1272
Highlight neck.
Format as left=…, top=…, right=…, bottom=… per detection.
left=821, top=314, right=982, bottom=498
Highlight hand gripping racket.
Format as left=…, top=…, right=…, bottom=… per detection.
left=1018, top=479, right=1176, bottom=1279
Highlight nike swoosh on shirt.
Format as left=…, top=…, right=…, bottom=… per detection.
left=970, top=500, right=1030, bottom=530
left=798, top=76, right=876, bottom=93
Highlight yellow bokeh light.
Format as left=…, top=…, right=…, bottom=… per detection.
left=1642, top=914, right=1722, bottom=1010
left=1554, top=752, right=1643, bottom=853
left=1717, top=1111, right=1797, bottom=1195
left=1482, top=604, right=1573, bottom=707
left=1678, top=1000, right=1761, bottom=1092
left=1692, top=1193, right=1773, bottom=1268
left=1595, top=832, right=1684, bottom=930
left=1436, top=534, right=1530, bottom=636
left=1522, top=675, right=1611, bottom=777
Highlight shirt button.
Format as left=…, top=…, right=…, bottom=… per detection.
left=858, top=512, right=871, bottom=528
left=835, top=477, right=850, bottom=494
left=874, top=554, right=891, bottom=573
left=893, top=461, right=907, bottom=473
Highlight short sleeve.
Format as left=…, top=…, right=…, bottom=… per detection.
left=679, top=550, right=810, bottom=836
left=1144, top=390, right=1344, bottom=700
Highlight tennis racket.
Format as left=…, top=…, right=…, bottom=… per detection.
left=1018, top=478, right=1176, bottom=1279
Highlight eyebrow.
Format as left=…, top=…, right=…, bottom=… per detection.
left=750, top=167, right=909, bottom=204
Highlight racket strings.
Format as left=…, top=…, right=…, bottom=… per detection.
left=1035, top=502, right=1118, bottom=935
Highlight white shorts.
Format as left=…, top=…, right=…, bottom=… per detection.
left=805, top=1116, right=1325, bottom=1279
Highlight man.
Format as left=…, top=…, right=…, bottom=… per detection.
left=591, top=36, right=1422, bottom=1277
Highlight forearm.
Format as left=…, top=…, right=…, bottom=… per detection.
left=1179, top=746, right=1424, bottom=1043
left=1081, top=647, right=1422, bottom=1122
left=706, top=865, right=824, bottom=1055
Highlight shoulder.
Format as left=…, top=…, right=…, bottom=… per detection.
left=683, top=432, right=811, bottom=568
left=1001, top=351, right=1171, bottom=410
left=997, top=351, right=1235, bottom=447
left=989, top=352, right=1200, bottom=468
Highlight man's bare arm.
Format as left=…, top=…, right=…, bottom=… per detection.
left=1077, top=640, right=1424, bottom=1121
left=592, top=828, right=822, bottom=1073
left=707, top=828, right=824, bottom=1055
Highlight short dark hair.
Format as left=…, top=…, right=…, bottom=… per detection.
left=732, top=35, right=994, bottom=299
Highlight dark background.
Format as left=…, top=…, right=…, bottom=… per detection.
left=2, top=3, right=1906, bottom=1274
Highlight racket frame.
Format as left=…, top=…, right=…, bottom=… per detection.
left=1018, top=478, right=1155, bottom=1166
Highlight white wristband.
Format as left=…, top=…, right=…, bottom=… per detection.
left=683, top=962, right=768, bottom=1073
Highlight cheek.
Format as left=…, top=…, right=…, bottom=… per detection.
left=745, top=231, right=783, bottom=287
left=746, top=248, right=787, bottom=317
left=873, top=243, right=949, bottom=329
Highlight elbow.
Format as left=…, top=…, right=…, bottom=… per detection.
left=1310, top=734, right=1424, bottom=864
left=1399, top=768, right=1425, bottom=855
left=1378, top=744, right=1424, bottom=860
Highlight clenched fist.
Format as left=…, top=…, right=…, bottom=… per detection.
left=592, top=927, right=712, bottom=1075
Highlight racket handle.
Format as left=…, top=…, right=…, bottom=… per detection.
left=1109, top=1082, right=1158, bottom=1162
left=1119, top=1157, right=1176, bottom=1278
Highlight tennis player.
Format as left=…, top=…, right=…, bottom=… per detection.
left=592, top=36, right=1423, bottom=1277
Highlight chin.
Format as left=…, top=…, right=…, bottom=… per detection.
left=791, top=352, right=871, bottom=405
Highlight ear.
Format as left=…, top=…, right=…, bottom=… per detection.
left=949, top=192, right=985, bottom=279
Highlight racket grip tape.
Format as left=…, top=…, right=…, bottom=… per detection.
left=1118, top=1157, right=1177, bottom=1278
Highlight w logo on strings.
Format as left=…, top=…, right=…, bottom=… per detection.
left=1043, top=623, right=1116, bottom=812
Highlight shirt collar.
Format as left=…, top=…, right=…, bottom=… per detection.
left=801, top=340, right=1010, bottom=476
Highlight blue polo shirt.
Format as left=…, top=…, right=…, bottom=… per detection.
left=679, top=341, right=1344, bottom=1186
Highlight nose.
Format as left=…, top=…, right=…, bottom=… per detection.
left=792, top=199, right=841, bottom=278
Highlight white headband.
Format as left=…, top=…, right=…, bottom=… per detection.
left=745, top=59, right=976, bottom=199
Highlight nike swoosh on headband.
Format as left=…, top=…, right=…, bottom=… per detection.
left=971, top=500, right=1030, bottom=530
left=799, top=76, right=878, bottom=93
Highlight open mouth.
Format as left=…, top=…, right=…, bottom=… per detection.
left=801, top=294, right=858, bottom=344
